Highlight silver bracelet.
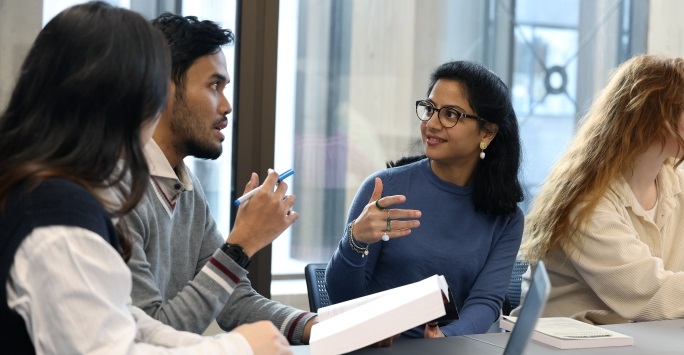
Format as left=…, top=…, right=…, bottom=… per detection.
left=347, top=220, right=369, bottom=257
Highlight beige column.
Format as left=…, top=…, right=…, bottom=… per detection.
left=648, top=0, right=684, bottom=56
left=0, top=0, right=42, bottom=109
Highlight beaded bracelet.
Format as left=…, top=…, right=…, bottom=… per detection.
left=347, top=220, right=369, bottom=257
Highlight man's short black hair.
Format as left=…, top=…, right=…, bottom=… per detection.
left=151, top=13, right=234, bottom=88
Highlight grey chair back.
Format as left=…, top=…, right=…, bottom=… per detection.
left=304, top=263, right=330, bottom=313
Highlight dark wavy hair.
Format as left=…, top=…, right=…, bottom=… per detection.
left=151, top=12, right=234, bottom=89
left=0, top=1, right=171, bottom=258
left=388, top=61, right=523, bottom=215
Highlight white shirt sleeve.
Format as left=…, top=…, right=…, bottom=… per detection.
left=6, top=226, right=253, bottom=355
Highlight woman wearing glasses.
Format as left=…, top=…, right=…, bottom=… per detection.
left=326, top=60, right=524, bottom=339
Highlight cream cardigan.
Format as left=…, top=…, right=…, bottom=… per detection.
left=518, top=165, right=684, bottom=324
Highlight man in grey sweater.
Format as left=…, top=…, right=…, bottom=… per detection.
left=124, top=12, right=317, bottom=344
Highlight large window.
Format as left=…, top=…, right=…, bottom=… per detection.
left=180, top=1, right=237, bottom=236
left=270, top=0, right=647, bottom=292
left=35, top=0, right=239, bottom=253
left=23, top=0, right=648, bottom=299
left=511, top=0, right=644, bottom=210
left=41, top=0, right=238, bottom=236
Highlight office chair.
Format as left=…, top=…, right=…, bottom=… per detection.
left=305, top=260, right=529, bottom=315
left=304, top=263, right=331, bottom=313
left=503, top=259, right=530, bottom=315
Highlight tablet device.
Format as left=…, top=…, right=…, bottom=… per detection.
left=502, top=260, right=551, bottom=355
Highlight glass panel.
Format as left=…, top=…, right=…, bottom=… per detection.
left=272, top=0, right=493, bottom=277
left=272, top=0, right=300, bottom=273
left=40, top=1, right=237, bottom=237
left=271, top=0, right=644, bottom=283
left=181, top=1, right=237, bottom=237
left=513, top=26, right=578, bottom=116
left=514, top=24, right=579, bottom=203
left=512, top=0, right=636, bottom=210
left=516, top=0, right=579, bottom=27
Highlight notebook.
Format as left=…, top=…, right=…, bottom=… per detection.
left=502, top=260, right=551, bottom=355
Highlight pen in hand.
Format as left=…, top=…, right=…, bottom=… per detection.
left=233, top=168, right=295, bottom=206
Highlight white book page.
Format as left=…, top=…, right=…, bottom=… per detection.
left=317, top=274, right=443, bottom=322
left=534, top=318, right=626, bottom=339
left=317, top=287, right=395, bottom=322
left=437, top=275, right=450, bottom=301
left=309, top=275, right=446, bottom=354
left=502, top=317, right=630, bottom=339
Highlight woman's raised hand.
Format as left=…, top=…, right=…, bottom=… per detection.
left=351, top=177, right=421, bottom=244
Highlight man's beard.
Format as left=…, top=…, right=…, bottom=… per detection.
left=171, top=95, right=224, bottom=160
left=186, top=139, right=223, bottom=160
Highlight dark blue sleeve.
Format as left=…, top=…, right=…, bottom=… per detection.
left=325, top=171, right=386, bottom=304
left=440, top=208, right=524, bottom=336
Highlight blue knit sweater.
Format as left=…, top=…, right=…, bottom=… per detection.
left=325, top=159, right=523, bottom=337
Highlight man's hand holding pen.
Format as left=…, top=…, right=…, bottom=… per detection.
left=234, top=169, right=294, bottom=206
left=228, top=169, right=298, bottom=258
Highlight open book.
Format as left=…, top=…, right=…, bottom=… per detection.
left=309, top=275, right=458, bottom=355
left=500, top=316, right=634, bottom=349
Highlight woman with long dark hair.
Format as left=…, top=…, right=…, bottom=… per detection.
left=0, top=2, right=290, bottom=354
left=326, top=60, right=524, bottom=338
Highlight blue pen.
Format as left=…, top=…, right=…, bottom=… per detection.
left=233, top=168, right=295, bottom=206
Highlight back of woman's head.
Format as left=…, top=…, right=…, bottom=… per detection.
left=521, top=54, right=684, bottom=263
left=427, top=60, right=523, bottom=215
left=586, top=54, right=684, bottom=165
left=0, top=1, right=171, bottom=216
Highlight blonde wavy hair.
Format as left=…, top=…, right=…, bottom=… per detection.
left=520, top=54, right=684, bottom=264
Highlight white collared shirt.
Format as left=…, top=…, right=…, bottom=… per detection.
left=6, top=212, right=252, bottom=354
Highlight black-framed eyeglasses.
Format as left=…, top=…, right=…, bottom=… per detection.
left=415, top=100, right=486, bottom=128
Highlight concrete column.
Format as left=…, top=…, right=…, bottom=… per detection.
left=0, top=0, right=42, bottom=109
left=648, top=0, right=684, bottom=56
